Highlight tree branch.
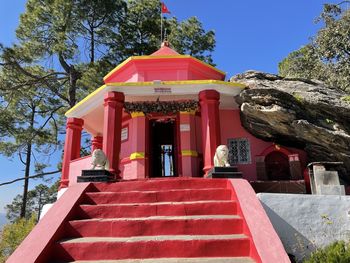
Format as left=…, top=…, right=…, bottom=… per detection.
left=0, top=170, right=61, bottom=187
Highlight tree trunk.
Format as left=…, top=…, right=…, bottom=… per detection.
left=90, top=28, right=95, bottom=63
left=37, top=190, right=43, bottom=222
left=58, top=53, right=79, bottom=108
left=20, top=109, right=34, bottom=218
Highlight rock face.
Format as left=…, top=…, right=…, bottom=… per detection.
left=232, top=70, right=350, bottom=183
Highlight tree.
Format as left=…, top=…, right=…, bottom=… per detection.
left=5, top=182, right=59, bottom=223
left=1, top=0, right=216, bottom=106
left=108, top=0, right=215, bottom=64
left=0, top=0, right=217, bottom=218
left=168, top=17, right=215, bottom=65
left=0, top=214, right=36, bottom=262
left=279, top=3, right=350, bottom=93
left=278, top=44, right=326, bottom=81
left=0, top=63, right=61, bottom=218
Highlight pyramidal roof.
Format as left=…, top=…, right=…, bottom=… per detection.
left=103, top=40, right=225, bottom=83
left=150, top=41, right=180, bottom=56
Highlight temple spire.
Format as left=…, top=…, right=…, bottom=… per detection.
left=161, top=40, right=170, bottom=47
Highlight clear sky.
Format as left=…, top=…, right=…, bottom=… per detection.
left=0, top=0, right=338, bottom=214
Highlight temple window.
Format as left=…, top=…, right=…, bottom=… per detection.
left=228, top=138, right=251, bottom=164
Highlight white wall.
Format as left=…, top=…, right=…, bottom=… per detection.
left=257, top=193, right=350, bottom=262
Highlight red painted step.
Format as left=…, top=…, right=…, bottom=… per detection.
left=84, top=188, right=232, bottom=204
left=67, top=215, right=243, bottom=237
left=54, top=235, right=251, bottom=261
left=92, top=178, right=227, bottom=192
left=78, top=200, right=237, bottom=219
left=69, top=258, right=255, bottom=263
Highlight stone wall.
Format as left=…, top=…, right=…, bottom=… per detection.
left=257, top=193, right=350, bottom=262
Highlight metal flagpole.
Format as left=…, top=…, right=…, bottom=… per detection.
left=160, top=10, right=163, bottom=43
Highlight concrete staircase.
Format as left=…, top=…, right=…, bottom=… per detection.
left=8, top=178, right=290, bottom=262
left=51, top=179, right=258, bottom=262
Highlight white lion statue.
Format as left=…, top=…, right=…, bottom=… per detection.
left=214, top=145, right=231, bottom=167
left=91, top=149, right=109, bottom=170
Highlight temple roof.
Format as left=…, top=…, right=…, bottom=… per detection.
left=103, top=41, right=226, bottom=83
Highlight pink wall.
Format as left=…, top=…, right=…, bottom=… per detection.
left=69, top=156, right=92, bottom=186
left=67, top=109, right=307, bottom=184
left=120, top=119, right=133, bottom=159
left=220, top=109, right=307, bottom=181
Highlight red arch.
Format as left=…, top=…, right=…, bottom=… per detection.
left=259, top=145, right=292, bottom=157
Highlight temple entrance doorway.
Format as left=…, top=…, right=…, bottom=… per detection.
left=265, top=151, right=291, bottom=180
left=149, top=118, right=178, bottom=177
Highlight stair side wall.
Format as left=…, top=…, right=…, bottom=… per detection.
left=7, top=183, right=92, bottom=263
left=227, top=179, right=290, bottom=263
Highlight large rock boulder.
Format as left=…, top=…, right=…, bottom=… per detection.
left=231, top=70, right=350, bottom=183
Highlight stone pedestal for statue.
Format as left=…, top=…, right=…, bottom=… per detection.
left=308, top=162, right=345, bottom=195
left=208, top=166, right=243, bottom=178
left=77, top=169, right=116, bottom=182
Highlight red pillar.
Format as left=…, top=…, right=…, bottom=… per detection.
left=91, top=136, right=103, bottom=152
left=102, top=91, right=125, bottom=178
left=199, top=90, right=221, bottom=176
left=60, top=117, right=84, bottom=189
left=128, top=112, right=148, bottom=179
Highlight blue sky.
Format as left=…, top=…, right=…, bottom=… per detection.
left=0, top=0, right=338, bottom=214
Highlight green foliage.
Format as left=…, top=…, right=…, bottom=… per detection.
left=109, top=0, right=215, bottom=64
left=293, top=93, right=304, bottom=103
left=0, top=0, right=216, bottom=218
left=304, top=241, right=350, bottom=263
left=5, top=182, right=59, bottom=222
left=341, top=96, right=350, bottom=103
left=168, top=17, right=215, bottom=65
left=279, top=45, right=326, bottom=81
left=279, top=4, right=350, bottom=93
left=0, top=214, right=36, bottom=262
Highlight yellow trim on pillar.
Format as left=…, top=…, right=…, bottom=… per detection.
left=180, top=110, right=196, bottom=115
left=130, top=152, right=145, bottom=160
left=181, top=150, right=198, bottom=157
left=131, top=112, right=145, bottom=118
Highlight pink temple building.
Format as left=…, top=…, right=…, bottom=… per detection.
left=9, top=42, right=294, bottom=263
left=60, top=42, right=307, bottom=190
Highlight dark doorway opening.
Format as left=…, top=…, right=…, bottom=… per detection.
left=149, top=119, right=177, bottom=177
left=265, top=151, right=291, bottom=180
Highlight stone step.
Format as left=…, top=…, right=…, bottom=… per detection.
left=54, top=235, right=251, bottom=261
left=78, top=200, right=237, bottom=219
left=84, top=188, right=232, bottom=204
left=70, top=257, right=255, bottom=263
left=92, top=178, right=228, bottom=192
left=67, top=215, right=243, bottom=237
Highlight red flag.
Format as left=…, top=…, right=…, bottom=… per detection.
left=161, top=2, right=170, bottom=14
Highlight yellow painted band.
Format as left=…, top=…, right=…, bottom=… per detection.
left=107, top=79, right=245, bottom=88
left=181, top=150, right=198, bottom=157
left=131, top=112, right=145, bottom=118
left=130, top=152, right=145, bottom=160
left=103, top=55, right=226, bottom=81
left=65, top=84, right=107, bottom=116
left=180, top=110, right=196, bottom=115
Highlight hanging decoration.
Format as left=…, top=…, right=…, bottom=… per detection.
left=124, top=99, right=198, bottom=115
